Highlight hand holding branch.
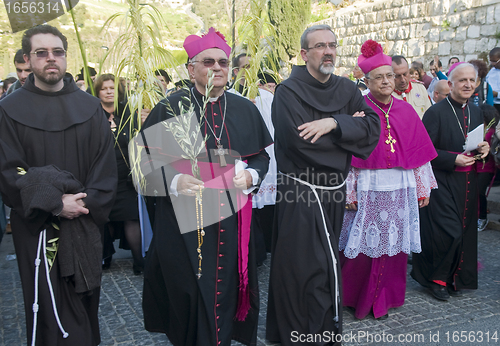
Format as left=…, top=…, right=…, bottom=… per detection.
left=177, top=174, right=204, bottom=196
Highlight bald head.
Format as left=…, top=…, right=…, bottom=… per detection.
left=433, top=80, right=450, bottom=103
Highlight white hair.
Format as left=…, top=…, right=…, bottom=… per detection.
left=448, top=62, right=478, bottom=83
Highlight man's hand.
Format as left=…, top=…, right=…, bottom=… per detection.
left=59, top=193, right=89, bottom=219
left=455, top=154, right=475, bottom=167
left=352, top=111, right=365, bottom=118
left=476, top=141, right=490, bottom=159
left=233, top=170, right=252, bottom=190
left=345, top=203, right=357, bottom=211
left=177, top=174, right=204, bottom=196
left=419, top=197, right=430, bottom=208
left=298, top=118, right=337, bottom=143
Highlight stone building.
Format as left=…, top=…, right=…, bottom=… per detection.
left=316, top=0, right=500, bottom=74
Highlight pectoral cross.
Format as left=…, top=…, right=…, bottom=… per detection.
left=385, top=134, right=396, bottom=153
left=213, top=144, right=228, bottom=167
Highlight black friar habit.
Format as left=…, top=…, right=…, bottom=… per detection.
left=266, top=65, right=380, bottom=346
left=411, top=96, right=482, bottom=291
left=0, top=74, right=117, bottom=346
left=140, top=87, right=272, bottom=346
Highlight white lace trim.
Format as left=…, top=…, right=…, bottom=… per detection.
left=340, top=163, right=437, bottom=259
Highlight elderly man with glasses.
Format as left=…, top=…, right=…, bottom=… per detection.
left=140, top=27, right=272, bottom=346
left=339, top=40, right=437, bottom=321
left=412, top=62, right=490, bottom=301
left=486, top=47, right=500, bottom=114
left=266, top=24, right=380, bottom=345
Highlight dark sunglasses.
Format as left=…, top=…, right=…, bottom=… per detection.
left=30, top=49, right=66, bottom=58
left=193, top=58, right=229, bottom=68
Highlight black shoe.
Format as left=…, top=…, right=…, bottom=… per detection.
left=428, top=285, right=450, bottom=301
left=447, top=286, right=463, bottom=297
left=133, top=263, right=143, bottom=275
left=102, top=256, right=112, bottom=270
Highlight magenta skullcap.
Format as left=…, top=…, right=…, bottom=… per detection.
left=447, top=62, right=466, bottom=76
left=183, top=27, right=231, bottom=59
left=357, top=39, right=392, bottom=74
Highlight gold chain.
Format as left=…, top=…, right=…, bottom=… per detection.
left=366, top=95, right=396, bottom=153
left=195, top=184, right=204, bottom=279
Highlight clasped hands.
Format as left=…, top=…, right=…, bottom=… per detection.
left=59, top=193, right=88, bottom=219
left=177, top=170, right=252, bottom=196
left=455, top=141, right=490, bottom=167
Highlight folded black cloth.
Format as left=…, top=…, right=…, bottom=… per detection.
left=16, top=165, right=102, bottom=294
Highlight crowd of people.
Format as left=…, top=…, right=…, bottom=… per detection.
left=0, top=22, right=499, bottom=346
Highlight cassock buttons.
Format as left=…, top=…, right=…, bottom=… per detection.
left=220, top=241, right=225, bottom=245
left=218, top=266, right=224, bottom=270
left=217, top=292, right=222, bottom=296
left=220, top=229, right=225, bottom=233
left=219, top=254, right=224, bottom=257
left=217, top=279, right=222, bottom=282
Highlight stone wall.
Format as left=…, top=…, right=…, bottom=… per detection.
left=316, top=0, right=500, bottom=74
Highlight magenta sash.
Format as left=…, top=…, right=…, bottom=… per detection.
left=171, top=160, right=252, bottom=321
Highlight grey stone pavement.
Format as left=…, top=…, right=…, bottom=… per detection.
left=1, top=188, right=500, bottom=346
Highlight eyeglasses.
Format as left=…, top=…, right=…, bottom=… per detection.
left=30, top=49, right=66, bottom=58
left=490, top=59, right=500, bottom=66
left=307, top=42, right=339, bottom=51
left=366, top=73, right=396, bottom=82
left=192, top=58, right=229, bottom=68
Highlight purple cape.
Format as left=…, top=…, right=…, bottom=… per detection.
left=351, top=94, right=437, bottom=169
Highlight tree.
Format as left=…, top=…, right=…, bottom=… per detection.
left=268, top=0, right=311, bottom=60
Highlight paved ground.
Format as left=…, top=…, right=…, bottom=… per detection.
left=1, top=189, right=500, bottom=345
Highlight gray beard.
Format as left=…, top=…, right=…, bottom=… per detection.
left=319, top=63, right=335, bottom=75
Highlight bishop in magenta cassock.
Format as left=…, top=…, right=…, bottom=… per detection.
left=339, top=40, right=438, bottom=319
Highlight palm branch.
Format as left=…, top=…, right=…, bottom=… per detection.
left=234, top=0, right=285, bottom=99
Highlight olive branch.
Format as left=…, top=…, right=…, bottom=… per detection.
left=161, top=70, right=214, bottom=180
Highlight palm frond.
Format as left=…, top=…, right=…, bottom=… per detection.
left=234, top=0, right=286, bottom=99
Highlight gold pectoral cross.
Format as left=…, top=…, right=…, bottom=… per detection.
left=385, top=134, right=396, bottom=153
left=213, top=144, right=229, bottom=167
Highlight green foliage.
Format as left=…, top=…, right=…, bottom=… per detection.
left=268, top=0, right=311, bottom=60
left=441, top=19, right=451, bottom=31
left=235, top=0, right=284, bottom=99
left=310, top=0, right=334, bottom=23
left=0, top=0, right=200, bottom=79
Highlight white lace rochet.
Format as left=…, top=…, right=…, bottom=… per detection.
left=339, top=162, right=437, bottom=259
